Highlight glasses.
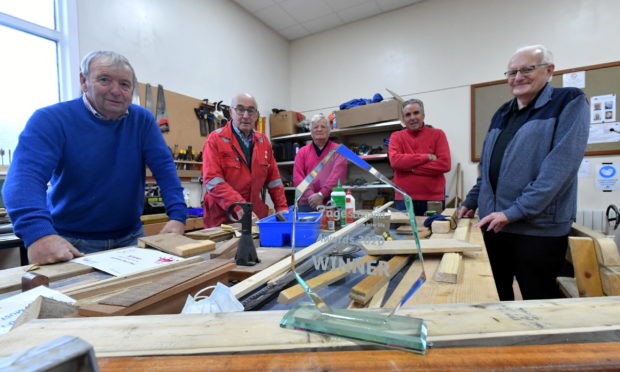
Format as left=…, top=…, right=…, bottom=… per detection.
left=233, top=106, right=257, bottom=115
left=504, top=63, right=549, bottom=78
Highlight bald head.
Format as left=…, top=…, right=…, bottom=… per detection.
left=230, top=93, right=259, bottom=136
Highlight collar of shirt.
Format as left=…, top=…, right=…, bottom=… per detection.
left=232, top=122, right=254, bottom=147
left=81, top=94, right=128, bottom=120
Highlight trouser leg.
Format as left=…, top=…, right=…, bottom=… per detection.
left=483, top=230, right=516, bottom=301
left=512, top=234, right=568, bottom=300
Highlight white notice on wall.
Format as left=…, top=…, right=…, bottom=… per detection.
left=595, top=163, right=619, bottom=191
left=588, top=122, right=620, bottom=144
left=578, top=159, right=591, bottom=178
left=591, top=94, right=616, bottom=124
left=72, top=247, right=184, bottom=276
left=563, top=71, right=585, bottom=88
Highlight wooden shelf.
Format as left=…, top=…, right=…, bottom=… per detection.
left=271, top=120, right=402, bottom=142
left=174, top=160, right=202, bottom=165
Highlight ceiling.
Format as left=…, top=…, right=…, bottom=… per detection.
left=231, top=0, right=423, bottom=40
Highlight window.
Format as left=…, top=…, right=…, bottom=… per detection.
left=0, top=0, right=78, bottom=167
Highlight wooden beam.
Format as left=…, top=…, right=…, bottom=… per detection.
left=277, top=255, right=378, bottom=305
left=434, top=253, right=463, bottom=284
left=63, top=256, right=203, bottom=300
left=362, top=239, right=480, bottom=255
left=366, top=281, right=389, bottom=308
left=3, top=297, right=620, bottom=357
left=230, top=202, right=393, bottom=299
left=383, top=259, right=423, bottom=308
left=571, top=223, right=620, bottom=266
left=453, top=218, right=471, bottom=241
left=569, top=237, right=604, bottom=297
left=350, top=255, right=408, bottom=304
left=431, top=220, right=451, bottom=234
left=600, top=265, right=620, bottom=296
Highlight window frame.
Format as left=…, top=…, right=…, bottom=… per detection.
left=0, top=0, right=80, bottom=101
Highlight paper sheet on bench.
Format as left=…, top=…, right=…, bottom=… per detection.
left=72, top=247, right=184, bottom=276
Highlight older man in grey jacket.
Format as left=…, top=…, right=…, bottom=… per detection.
left=458, top=45, right=589, bottom=300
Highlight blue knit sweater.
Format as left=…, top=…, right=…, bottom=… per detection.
left=463, top=84, right=589, bottom=236
left=2, top=97, right=186, bottom=247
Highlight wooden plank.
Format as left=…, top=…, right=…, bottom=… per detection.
left=404, top=220, right=499, bottom=305
left=431, top=220, right=451, bottom=234
left=141, top=213, right=169, bottom=224
left=571, top=223, right=620, bottom=266
left=210, top=238, right=239, bottom=258
left=350, top=255, right=409, bottom=304
left=100, top=260, right=229, bottom=307
left=2, top=297, right=620, bottom=357
left=229, top=248, right=291, bottom=281
left=569, top=237, right=604, bottom=297
left=383, top=259, right=423, bottom=308
left=230, top=202, right=393, bottom=299
left=95, top=342, right=620, bottom=372
left=277, top=255, right=378, bottom=305
left=600, top=265, right=620, bottom=296
left=138, top=233, right=215, bottom=257
left=434, top=253, right=463, bottom=284
left=453, top=218, right=471, bottom=241
left=556, top=276, right=579, bottom=298
left=362, top=239, right=481, bottom=255
left=143, top=218, right=205, bottom=237
left=185, top=228, right=233, bottom=242
left=366, top=281, right=389, bottom=308
left=63, top=256, right=204, bottom=300
left=78, top=260, right=235, bottom=316
left=0, top=261, right=94, bottom=294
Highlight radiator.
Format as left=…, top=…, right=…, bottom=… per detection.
left=575, top=209, right=606, bottom=233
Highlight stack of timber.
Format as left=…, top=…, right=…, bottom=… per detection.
left=185, top=227, right=233, bottom=242
left=75, top=258, right=234, bottom=316
left=142, top=215, right=204, bottom=236
left=557, top=224, right=620, bottom=297
left=138, top=233, right=215, bottom=257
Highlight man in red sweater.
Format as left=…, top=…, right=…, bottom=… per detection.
left=388, top=99, right=451, bottom=215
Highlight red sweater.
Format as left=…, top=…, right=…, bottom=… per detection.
left=389, top=125, right=451, bottom=200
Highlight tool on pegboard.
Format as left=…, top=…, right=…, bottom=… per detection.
left=156, top=84, right=170, bottom=133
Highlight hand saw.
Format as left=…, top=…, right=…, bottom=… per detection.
left=145, top=83, right=154, bottom=116
left=155, top=84, right=170, bottom=133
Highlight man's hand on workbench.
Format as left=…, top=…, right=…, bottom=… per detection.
left=28, top=234, right=84, bottom=265
left=159, top=220, right=185, bottom=234
left=476, top=211, right=509, bottom=233
left=457, top=206, right=475, bottom=219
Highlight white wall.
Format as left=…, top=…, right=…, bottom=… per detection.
left=76, top=0, right=291, bottom=207
left=289, top=0, right=620, bottom=212
left=77, top=0, right=290, bottom=113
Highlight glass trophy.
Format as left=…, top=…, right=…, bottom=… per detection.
left=279, top=144, right=428, bottom=354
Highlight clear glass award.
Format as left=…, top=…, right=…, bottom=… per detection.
left=279, top=144, right=428, bottom=353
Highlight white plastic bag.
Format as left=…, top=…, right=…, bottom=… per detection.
left=181, top=282, right=244, bottom=314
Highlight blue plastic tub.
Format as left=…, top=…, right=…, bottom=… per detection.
left=256, top=212, right=321, bottom=247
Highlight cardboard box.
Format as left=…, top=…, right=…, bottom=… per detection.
left=270, top=111, right=299, bottom=137
left=335, top=100, right=402, bottom=129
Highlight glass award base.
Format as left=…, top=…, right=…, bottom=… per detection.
left=280, top=302, right=427, bottom=354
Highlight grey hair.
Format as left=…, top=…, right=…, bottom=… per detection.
left=402, top=98, right=425, bottom=114
left=310, top=113, right=330, bottom=132
left=512, top=44, right=554, bottom=65
left=80, top=50, right=137, bottom=89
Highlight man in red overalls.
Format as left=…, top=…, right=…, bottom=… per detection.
left=202, top=93, right=288, bottom=227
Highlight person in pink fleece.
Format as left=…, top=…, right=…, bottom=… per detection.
left=389, top=98, right=451, bottom=215
left=293, top=114, right=347, bottom=211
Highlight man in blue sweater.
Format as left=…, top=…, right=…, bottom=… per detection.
left=458, top=45, right=589, bottom=300
left=2, top=51, right=186, bottom=265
